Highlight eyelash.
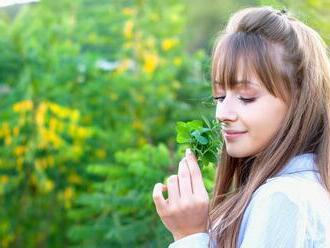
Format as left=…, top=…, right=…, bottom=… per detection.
left=213, top=96, right=256, bottom=104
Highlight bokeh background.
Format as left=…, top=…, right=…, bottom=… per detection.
left=0, top=0, right=329, bottom=247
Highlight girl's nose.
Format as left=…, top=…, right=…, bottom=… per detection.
left=215, top=100, right=238, bottom=123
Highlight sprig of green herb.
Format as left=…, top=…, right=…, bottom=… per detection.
left=176, top=116, right=222, bottom=168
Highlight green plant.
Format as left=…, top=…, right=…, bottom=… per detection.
left=176, top=116, right=222, bottom=168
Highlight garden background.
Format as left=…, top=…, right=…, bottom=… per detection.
left=0, top=0, right=329, bottom=247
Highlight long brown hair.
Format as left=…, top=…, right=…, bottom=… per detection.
left=209, top=6, right=330, bottom=247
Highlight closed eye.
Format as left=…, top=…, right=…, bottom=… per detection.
left=213, top=96, right=225, bottom=104
left=213, top=96, right=256, bottom=104
left=238, top=97, right=256, bottom=103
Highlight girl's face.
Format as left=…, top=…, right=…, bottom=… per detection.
left=214, top=71, right=288, bottom=158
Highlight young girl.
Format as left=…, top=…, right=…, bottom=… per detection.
left=152, top=6, right=330, bottom=247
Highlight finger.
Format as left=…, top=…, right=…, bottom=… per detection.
left=185, top=148, right=207, bottom=195
left=167, top=175, right=180, bottom=205
left=178, top=158, right=193, bottom=197
left=152, top=183, right=168, bottom=215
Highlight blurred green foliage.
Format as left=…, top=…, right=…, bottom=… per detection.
left=0, top=0, right=329, bottom=247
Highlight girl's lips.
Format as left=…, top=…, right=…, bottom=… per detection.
left=223, top=131, right=248, bottom=140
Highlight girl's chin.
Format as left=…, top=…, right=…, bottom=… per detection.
left=226, top=147, right=254, bottom=158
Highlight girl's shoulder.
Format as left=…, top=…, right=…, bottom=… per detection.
left=239, top=176, right=330, bottom=246
left=252, top=175, right=330, bottom=243
left=252, top=175, right=330, bottom=223
left=254, top=152, right=325, bottom=207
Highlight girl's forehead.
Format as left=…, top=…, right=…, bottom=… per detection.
left=214, top=78, right=264, bottom=91
left=213, top=51, right=264, bottom=89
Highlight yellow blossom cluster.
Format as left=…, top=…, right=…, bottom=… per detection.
left=0, top=122, right=12, bottom=146
left=121, top=10, right=162, bottom=75
left=122, top=7, right=137, bottom=16
left=121, top=33, right=182, bottom=77
left=12, top=99, right=33, bottom=113
left=57, top=186, right=75, bottom=209
left=142, top=52, right=159, bottom=74
left=161, top=38, right=179, bottom=51
left=123, top=20, right=134, bottom=39
left=120, top=7, right=183, bottom=77
left=34, top=101, right=91, bottom=149
left=0, top=99, right=93, bottom=211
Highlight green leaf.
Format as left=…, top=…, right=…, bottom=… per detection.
left=198, top=127, right=211, bottom=134
left=176, top=121, right=191, bottom=143
left=191, top=130, right=208, bottom=144
left=187, top=120, right=203, bottom=131
left=204, top=150, right=215, bottom=163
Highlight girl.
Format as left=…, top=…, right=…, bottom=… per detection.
left=152, top=6, right=330, bottom=247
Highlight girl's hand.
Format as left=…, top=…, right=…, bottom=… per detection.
left=152, top=148, right=210, bottom=241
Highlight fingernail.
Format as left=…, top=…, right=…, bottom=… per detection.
left=186, top=148, right=192, bottom=156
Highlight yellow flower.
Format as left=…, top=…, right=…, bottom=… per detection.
left=13, top=127, right=19, bottom=137
left=173, top=57, right=183, bottom=66
left=0, top=175, right=9, bottom=184
left=95, top=149, right=106, bottom=159
left=161, top=38, right=179, bottom=51
left=71, top=110, right=80, bottom=122
left=36, top=102, right=47, bottom=127
left=68, top=173, right=82, bottom=185
left=132, top=119, right=143, bottom=131
left=64, top=187, right=74, bottom=200
left=40, top=129, right=63, bottom=148
left=52, top=134, right=63, bottom=148
left=4, top=137, right=11, bottom=146
left=46, top=156, right=55, bottom=167
left=14, top=146, right=26, bottom=157
left=43, top=179, right=54, bottom=193
left=143, top=52, right=159, bottom=74
left=35, top=159, right=46, bottom=171
left=17, top=158, right=24, bottom=172
left=72, top=145, right=83, bottom=157
left=57, top=121, right=65, bottom=132
left=122, top=7, right=136, bottom=16
left=76, top=127, right=91, bottom=139
left=1, top=122, right=10, bottom=136
left=30, top=174, right=37, bottom=186
left=63, top=187, right=74, bottom=208
left=48, top=103, right=70, bottom=119
left=123, top=20, right=134, bottom=39
left=13, top=100, right=33, bottom=112
left=138, top=137, right=147, bottom=146
left=68, top=125, right=77, bottom=137
left=49, top=118, right=57, bottom=131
